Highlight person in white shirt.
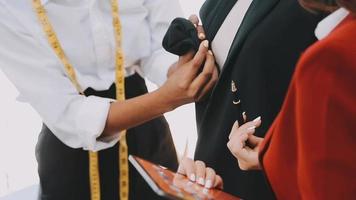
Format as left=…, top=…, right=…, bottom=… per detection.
left=0, top=0, right=218, bottom=199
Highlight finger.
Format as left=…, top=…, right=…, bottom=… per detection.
left=228, top=120, right=240, bottom=139
left=251, top=116, right=262, bottom=128
left=188, top=15, right=205, bottom=40
left=188, top=14, right=199, bottom=26
left=191, top=40, right=209, bottom=70
left=197, top=25, right=206, bottom=40
left=196, top=66, right=218, bottom=101
left=228, top=132, right=250, bottom=160
left=247, top=134, right=264, bottom=148
left=228, top=131, right=249, bottom=152
left=204, top=167, right=216, bottom=189
left=177, top=157, right=196, bottom=182
left=214, top=175, right=224, bottom=189
left=229, top=119, right=259, bottom=141
left=194, top=161, right=206, bottom=185
left=178, top=50, right=195, bottom=64
left=236, top=116, right=262, bottom=134
left=190, top=49, right=214, bottom=97
left=179, top=40, right=210, bottom=84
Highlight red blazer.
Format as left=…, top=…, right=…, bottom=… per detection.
left=260, top=15, right=356, bottom=199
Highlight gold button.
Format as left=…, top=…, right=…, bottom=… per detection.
left=231, top=80, right=237, bottom=92
left=233, top=99, right=241, bottom=105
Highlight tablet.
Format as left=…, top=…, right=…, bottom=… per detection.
left=129, top=155, right=241, bottom=200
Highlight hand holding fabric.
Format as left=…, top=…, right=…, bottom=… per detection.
left=162, top=16, right=202, bottom=56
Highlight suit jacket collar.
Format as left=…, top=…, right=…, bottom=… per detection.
left=222, top=0, right=280, bottom=71
left=200, top=0, right=237, bottom=42
left=207, top=0, right=280, bottom=103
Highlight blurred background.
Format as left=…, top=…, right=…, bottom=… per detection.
left=0, top=0, right=205, bottom=199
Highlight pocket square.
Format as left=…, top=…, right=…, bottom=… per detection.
left=162, top=18, right=200, bottom=56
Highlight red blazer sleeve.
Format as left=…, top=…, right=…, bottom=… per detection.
left=260, top=16, right=356, bottom=200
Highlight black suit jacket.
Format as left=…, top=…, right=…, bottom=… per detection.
left=195, top=0, right=323, bottom=199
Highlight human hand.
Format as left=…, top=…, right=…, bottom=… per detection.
left=188, top=14, right=206, bottom=41
left=167, top=14, right=211, bottom=78
left=176, top=157, right=223, bottom=189
left=227, top=116, right=264, bottom=170
left=160, top=40, right=218, bottom=109
left=188, top=14, right=218, bottom=101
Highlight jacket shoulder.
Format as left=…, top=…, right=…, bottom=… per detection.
left=296, top=16, right=356, bottom=76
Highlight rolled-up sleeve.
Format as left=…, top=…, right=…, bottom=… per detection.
left=0, top=11, right=118, bottom=152
left=140, top=0, right=183, bottom=86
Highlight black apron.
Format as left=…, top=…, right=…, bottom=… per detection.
left=36, top=73, right=178, bottom=200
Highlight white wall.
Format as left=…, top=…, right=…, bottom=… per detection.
left=0, top=0, right=205, bottom=197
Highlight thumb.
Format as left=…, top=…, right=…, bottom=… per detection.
left=247, top=134, right=264, bottom=148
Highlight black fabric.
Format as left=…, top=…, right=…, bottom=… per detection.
left=193, top=0, right=324, bottom=200
left=162, top=18, right=200, bottom=56
left=36, top=73, right=178, bottom=200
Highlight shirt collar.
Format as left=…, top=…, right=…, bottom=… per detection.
left=315, top=8, right=349, bottom=40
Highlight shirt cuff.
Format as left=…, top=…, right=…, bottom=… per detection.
left=76, top=95, right=120, bottom=151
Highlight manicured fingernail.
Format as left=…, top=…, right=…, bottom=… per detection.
left=194, top=24, right=197, bottom=28
left=203, top=40, right=209, bottom=48
left=208, top=50, right=213, bottom=55
left=198, top=177, right=205, bottom=185
left=199, top=33, right=206, bottom=39
left=253, top=116, right=261, bottom=122
left=247, top=126, right=256, bottom=130
left=189, top=174, right=196, bottom=182
left=205, top=180, right=213, bottom=188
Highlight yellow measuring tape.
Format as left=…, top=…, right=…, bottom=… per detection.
left=32, top=0, right=129, bottom=199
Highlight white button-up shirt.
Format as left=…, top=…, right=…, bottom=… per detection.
left=315, top=8, right=349, bottom=40
left=0, top=0, right=182, bottom=151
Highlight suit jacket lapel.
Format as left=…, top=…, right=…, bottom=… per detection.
left=200, top=0, right=237, bottom=42
left=206, top=0, right=280, bottom=105
left=222, top=0, right=280, bottom=71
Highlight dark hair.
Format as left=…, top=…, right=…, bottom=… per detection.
left=338, top=0, right=356, bottom=12
left=299, top=0, right=356, bottom=13
left=298, top=0, right=339, bottom=12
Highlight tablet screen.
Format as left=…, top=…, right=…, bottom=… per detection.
left=129, top=155, right=241, bottom=200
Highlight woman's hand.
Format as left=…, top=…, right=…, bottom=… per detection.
left=102, top=16, right=217, bottom=137
left=188, top=14, right=218, bottom=101
left=166, top=14, right=217, bottom=103
left=188, top=14, right=206, bottom=41
left=227, top=117, right=264, bottom=170
left=159, top=39, right=218, bottom=110
left=166, top=14, right=206, bottom=78
left=176, top=157, right=223, bottom=189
